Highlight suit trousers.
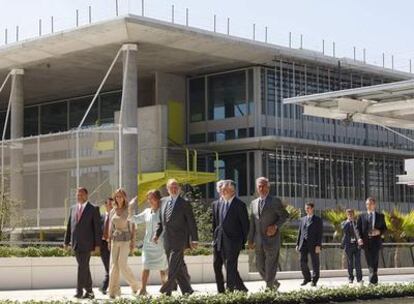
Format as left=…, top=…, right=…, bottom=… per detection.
left=75, top=250, right=92, bottom=294
left=300, top=241, right=320, bottom=283
left=344, top=245, right=362, bottom=282
left=108, top=241, right=140, bottom=296
left=160, top=248, right=193, bottom=295
left=100, top=240, right=110, bottom=291
left=222, top=246, right=248, bottom=292
left=363, top=238, right=381, bottom=284
left=213, top=246, right=225, bottom=293
left=255, top=245, right=280, bottom=289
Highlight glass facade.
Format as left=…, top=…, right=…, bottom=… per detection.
left=0, top=90, right=122, bottom=138
left=262, top=147, right=414, bottom=211
left=261, top=62, right=414, bottom=150
left=188, top=69, right=255, bottom=144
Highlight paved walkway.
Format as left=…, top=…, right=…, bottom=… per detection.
left=0, top=274, right=413, bottom=302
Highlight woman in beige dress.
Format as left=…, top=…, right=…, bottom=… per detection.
left=108, top=188, right=140, bottom=298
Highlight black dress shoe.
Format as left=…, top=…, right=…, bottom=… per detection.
left=74, top=293, right=83, bottom=299
left=98, top=287, right=107, bottom=295
left=82, top=292, right=95, bottom=299
left=311, top=281, right=317, bottom=287
left=300, top=280, right=311, bottom=286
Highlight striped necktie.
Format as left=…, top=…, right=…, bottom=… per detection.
left=259, top=199, right=266, bottom=217
left=165, top=199, right=174, bottom=222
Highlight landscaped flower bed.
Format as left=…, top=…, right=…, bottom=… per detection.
left=0, top=246, right=213, bottom=257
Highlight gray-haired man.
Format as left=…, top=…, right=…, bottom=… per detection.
left=248, top=177, right=288, bottom=290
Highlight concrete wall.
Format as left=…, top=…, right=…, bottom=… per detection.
left=0, top=255, right=248, bottom=290
left=137, top=104, right=168, bottom=172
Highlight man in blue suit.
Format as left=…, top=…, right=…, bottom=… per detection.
left=341, top=209, right=363, bottom=284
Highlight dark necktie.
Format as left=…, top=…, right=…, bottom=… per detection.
left=103, top=215, right=110, bottom=240
left=368, top=213, right=373, bottom=230
left=259, top=199, right=265, bottom=217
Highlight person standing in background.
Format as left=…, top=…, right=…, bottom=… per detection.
left=296, top=202, right=323, bottom=287
left=98, top=197, right=113, bottom=295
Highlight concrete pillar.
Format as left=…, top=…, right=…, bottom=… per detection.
left=120, top=44, right=138, bottom=199
left=254, top=150, right=263, bottom=180
left=9, top=69, right=24, bottom=230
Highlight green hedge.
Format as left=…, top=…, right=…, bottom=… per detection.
left=126, top=284, right=414, bottom=304
left=0, top=246, right=214, bottom=258
left=0, top=283, right=413, bottom=303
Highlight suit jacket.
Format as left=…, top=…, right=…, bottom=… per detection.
left=341, top=220, right=361, bottom=250
left=296, top=215, right=323, bottom=250
left=247, top=196, right=288, bottom=249
left=64, top=202, right=102, bottom=252
left=155, top=196, right=198, bottom=251
left=212, top=196, right=249, bottom=253
left=357, top=211, right=387, bottom=246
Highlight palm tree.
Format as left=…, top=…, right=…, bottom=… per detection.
left=383, top=209, right=414, bottom=267
left=322, top=208, right=348, bottom=268
left=280, top=204, right=301, bottom=243
left=322, top=208, right=348, bottom=241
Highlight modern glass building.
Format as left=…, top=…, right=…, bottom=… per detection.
left=0, top=15, right=413, bottom=231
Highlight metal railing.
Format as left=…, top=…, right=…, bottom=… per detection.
left=0, top=0, right=413, bottom=73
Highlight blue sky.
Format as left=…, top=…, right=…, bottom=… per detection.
left=0, top=0, right=411, bottom=71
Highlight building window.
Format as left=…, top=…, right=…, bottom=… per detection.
left=207, top=70, right=247, bottom=120
left=189, top=133, right=205, bottom=144
left=24, top=106, right=39, bottom=136
left=189, top=78, right=205, bottom=122
left=100, top=91, right=121, bottom=124
left=41, top=101, right=68, bottom=134
left=69, top=97, right=98, bottom=129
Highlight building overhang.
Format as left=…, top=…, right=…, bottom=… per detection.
left=188, top=136, right=414, bottom=158
left=284, top=79, right=414, bottom=130
left=284, top=79, right=414, bottom=185
left=0, top=14, right=412, bottom=106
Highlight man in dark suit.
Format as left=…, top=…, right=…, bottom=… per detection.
left=98, top=197, right=113, bottom=295
left=296, top=202, right=323, bottom=287
left=213, top=179, right=249, bottom=292
left=64, top=187, right=101, bottom=299
left=357, top=197, right=387, bottom=285
left=248, top=177, right=288, bottom=290
left=341, top=209, right=363, bottom=284
left=211, top=180, right=226, bottom=293
left=154, top=178, right=198, bottom=295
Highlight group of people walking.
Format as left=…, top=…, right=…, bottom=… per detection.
left=64, top=177, right=387, bottom=299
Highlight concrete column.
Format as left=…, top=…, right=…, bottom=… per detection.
left=120, top=44, right=138, bottom=199
left=254, top=150, right=263, bottom=180
left=9, top=68, right=24, bottom=233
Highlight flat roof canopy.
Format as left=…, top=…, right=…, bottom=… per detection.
left=284, top=79, right=414, bottom=185
left=284, top=79, right=414, bottom=129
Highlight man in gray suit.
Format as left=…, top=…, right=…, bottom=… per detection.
left=154, top=178, right=198, bottom=295
left=248, top=177, right=288, bottom=290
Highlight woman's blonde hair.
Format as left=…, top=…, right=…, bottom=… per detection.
left=112, top=188, right=128, bottom=209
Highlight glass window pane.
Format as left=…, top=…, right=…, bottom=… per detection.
left=189, top=133, right=205, bottom=144
left=100, top=91, right=121, bottom=125
left=69, top=97, right=98, bottom=129
left=41, top=102, right=68, bottom=134
left=189, top=78, right=205, bottom=122
left=208, top=71, right=246, bottom=120
left=0, top=111, right=10, bottom=139
left=24, top=106, right=39, bottom=136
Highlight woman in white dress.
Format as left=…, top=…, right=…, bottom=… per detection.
left=129, top=189, right=167, bottom=295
